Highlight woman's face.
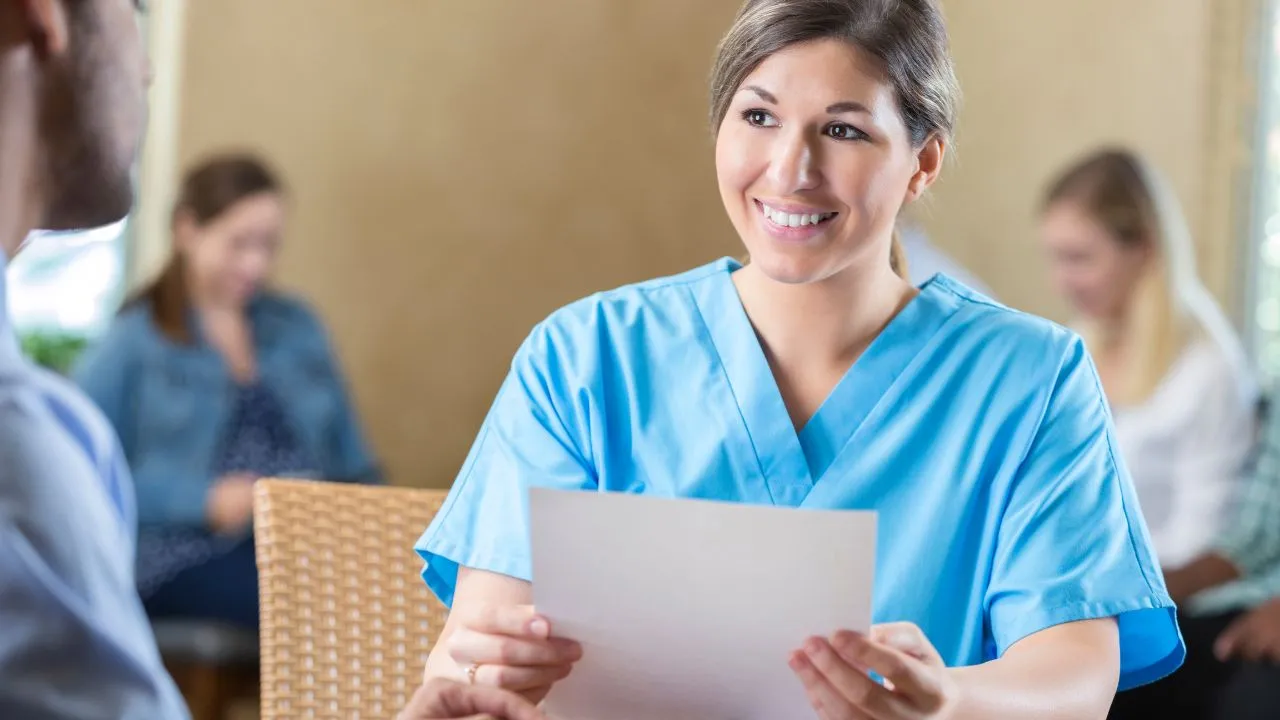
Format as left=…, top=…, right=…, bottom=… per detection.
left=1040, top=200, right=1149, bottom=321
left=178, top=192, right=285, bottom=306
left=715, top=38, right=942, bottom=285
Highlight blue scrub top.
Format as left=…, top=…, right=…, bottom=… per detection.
left=416, top=257, right=1184, bottom=691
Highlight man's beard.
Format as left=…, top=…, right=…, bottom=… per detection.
left=36, top=22, right=135, bottom=232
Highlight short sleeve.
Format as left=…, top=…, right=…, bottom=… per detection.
left=414, top=324, right=597, bottom=607
left=985, top=337, right=1183, bottom=691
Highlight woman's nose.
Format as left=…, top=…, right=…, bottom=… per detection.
left=766, top=129, right=821, bottom=193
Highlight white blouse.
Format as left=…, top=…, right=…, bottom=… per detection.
left=1111, top=338, right=1259, bottom=569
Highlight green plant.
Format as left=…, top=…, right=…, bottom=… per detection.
left=19, top=331, right=89, bottom=375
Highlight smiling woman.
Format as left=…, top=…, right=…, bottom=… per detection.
left=708, top=3, right=951, bottom=286
left=413, top=1, right=1183, bottom=718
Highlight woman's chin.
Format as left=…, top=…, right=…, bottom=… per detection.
left=221, top=284, right=261, bottom=308
left=746, top=250, right=841, bottom=286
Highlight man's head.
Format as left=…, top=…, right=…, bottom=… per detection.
left=6, top=0, right=148, bottom=232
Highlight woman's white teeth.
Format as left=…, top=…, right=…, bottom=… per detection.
left=761, top=203, right=833, bottom=227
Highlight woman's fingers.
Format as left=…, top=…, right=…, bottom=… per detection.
left=832, top=630, right=942, bottom=713
left=471, top=662, right=574, bottom=692
left=469, top=604, right=550, bottom=638
left=789, top=648, right=869, bottom=720
left=870, top=623, right=944, bottom=665
left=807, top=637, right=898, bottom=708
left=447, top=625, right=583, bottom=668
left=443, top=605, right=583, bottom=695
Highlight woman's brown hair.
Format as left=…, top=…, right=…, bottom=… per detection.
left=126, top=154, right=282, bottom=344
left=708, top=0, right=960, bottom=278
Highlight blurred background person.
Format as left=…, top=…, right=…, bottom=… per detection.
left=0, top=0, right=190, bottom=717
left=1110, top=410, right=1280, bottom=719
left=1040, top=147, right=1259, bottom=571
left=74, top=154, right=381, bottom=631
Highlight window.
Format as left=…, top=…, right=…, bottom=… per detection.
left=6, top=219, right=129, bottom=337
left=1250, top=13, right=1280, bottom=383
left=5, top=219, right=129, bottom=374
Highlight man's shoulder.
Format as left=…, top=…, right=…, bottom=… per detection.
left=0, top=372, right=185, bottom=719
left=2, top=362, right=116, bottom=453
left=0, top=364, right=134, bottom=527
left=0, top=369, right=104, bottom=489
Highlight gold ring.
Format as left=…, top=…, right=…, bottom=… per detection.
left=465, top=663, right=480, bottom=685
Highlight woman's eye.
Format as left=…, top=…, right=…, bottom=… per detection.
left=826, top=123, right=866, bottom=141
left=741, top=109, right=777, bottom=127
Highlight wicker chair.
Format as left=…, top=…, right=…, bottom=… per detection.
left=253, top=479, right=450, bottom=720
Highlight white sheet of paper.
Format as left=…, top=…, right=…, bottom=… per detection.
left=530, top=487, right=877, bottom=720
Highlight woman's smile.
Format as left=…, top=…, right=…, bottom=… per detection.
left=755, top=199, right=839, bottom=243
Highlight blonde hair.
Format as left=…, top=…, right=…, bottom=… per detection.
left=709, top=0, right=958, bottom=279
left=1044, top=149, right=1242, bottom=406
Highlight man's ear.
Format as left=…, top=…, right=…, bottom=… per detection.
left=19, top=0, right=73, bottom=59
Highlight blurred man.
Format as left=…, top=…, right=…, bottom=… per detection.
left=0, top=1, right=190, bottom=717
left=2, top=2, right=539, bottom=719
left=1110, top=408, right=1280, bottom=720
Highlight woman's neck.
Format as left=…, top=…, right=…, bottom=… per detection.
left=1087, top=314, right=1134, bottom=406
left=191, top=293, right=245, bottom=328
left=191, top=293, right=256, bottom=382
left=186, top=274, right=248, bottom=320
left=734, top=262, right=915, bottom=368
left=1090, top=312, right=1135, bottom=361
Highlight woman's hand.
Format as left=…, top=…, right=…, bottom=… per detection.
left=206, top=473, right=257, bottom=534
left=790, top=622, right=957, bottom=720
left=442, top=604, right=583, bottom=704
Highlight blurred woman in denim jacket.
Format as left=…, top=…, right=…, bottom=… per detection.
left=74, top=154, right=380, bottom=629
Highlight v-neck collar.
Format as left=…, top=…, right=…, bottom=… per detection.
left=694, top=257, right=958, bottom=505
left=796, top=280, right=954, bottom=479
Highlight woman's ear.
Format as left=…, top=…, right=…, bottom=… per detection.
left=172, top=210, right=198, bottom=252
left=1132, top=234, right=1159, bottom=267
left=904, top=135, right=946, bottom=203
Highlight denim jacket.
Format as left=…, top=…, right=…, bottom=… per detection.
left=72, top=292, right=380, bottom=528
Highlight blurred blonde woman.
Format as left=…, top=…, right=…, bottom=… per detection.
left=1041, top=148, right=1259, bottom=570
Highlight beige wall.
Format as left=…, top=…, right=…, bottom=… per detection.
left=169, top=0, right=1259, bottom=487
